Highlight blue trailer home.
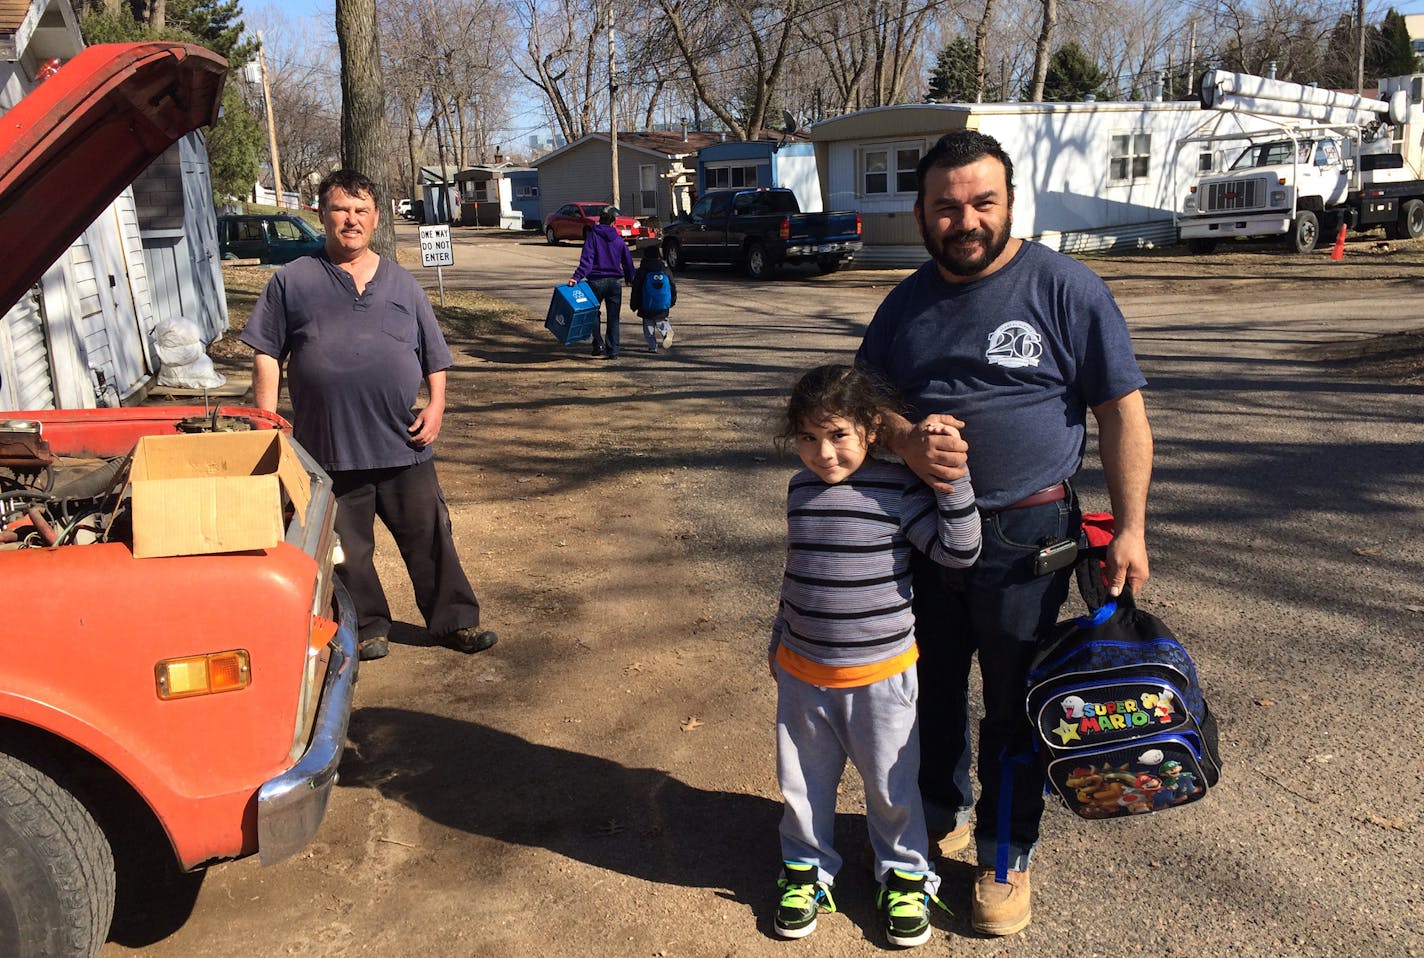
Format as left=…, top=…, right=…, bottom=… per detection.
left=695, top=138, right=823, bottom=212
left=506, top=169, right=541, bottom=228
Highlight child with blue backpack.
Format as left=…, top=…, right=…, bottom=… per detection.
left=630, top=241, right=676, bottom=352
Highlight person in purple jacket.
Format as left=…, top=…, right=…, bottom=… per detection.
left=568, top=207, right=635, bottom=358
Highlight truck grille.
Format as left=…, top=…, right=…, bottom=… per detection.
left=1203, top=177, right=1266, bottom=213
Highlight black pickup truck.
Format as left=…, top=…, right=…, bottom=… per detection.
left=660, top=188, right=862, bottom=279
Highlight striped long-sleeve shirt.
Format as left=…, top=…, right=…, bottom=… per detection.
left=770, top=458, right=981, bottom=687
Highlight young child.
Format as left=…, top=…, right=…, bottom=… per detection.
left=769, top=364, right=981, bottom=947
left=629, top=241, right=676, bottom=352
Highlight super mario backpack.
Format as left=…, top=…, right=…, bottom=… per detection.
left=1024, top=516, right=1222, bottom=821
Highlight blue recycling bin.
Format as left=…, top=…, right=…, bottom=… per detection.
left=545, top=281, right=599, bottom=344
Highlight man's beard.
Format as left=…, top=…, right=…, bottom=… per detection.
left=923, top=216, right=1012, bottom=277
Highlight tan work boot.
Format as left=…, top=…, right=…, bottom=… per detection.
left=972, top=867, right=1031, bottom=936
left=930, top=822, right=971, bottom=857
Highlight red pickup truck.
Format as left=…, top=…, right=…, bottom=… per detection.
left=0, top=44, right=357, bottom=958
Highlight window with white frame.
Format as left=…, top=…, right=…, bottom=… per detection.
left=705, top=163, right=759, bottom=189
left=860, top=142, right=922, bottom=196
left=638, top=165, right=658, bottom=213
left=1110, top=133, right=1152, bottom=183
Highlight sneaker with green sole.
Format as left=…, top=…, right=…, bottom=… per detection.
left=877, top=869, right=944, bottom=948
left=774, top=862, right=836, bottom=939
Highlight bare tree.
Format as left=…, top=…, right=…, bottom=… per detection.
left=513, top=0, right=603, bottom=145
left=245, top=8, right=342, bottom=205
left=973, top=0, right=997, bottom=101
left=659, top=0, right=802, bottom=140
left=336, top=0, right=396, bottom=255
left=1027, top=0, right=1057, bottom=101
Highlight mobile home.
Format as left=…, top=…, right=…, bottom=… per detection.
left=811, top=100, right=1275, bottom=266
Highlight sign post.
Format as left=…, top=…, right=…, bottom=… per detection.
left=418, top=224, right=454, bottom=306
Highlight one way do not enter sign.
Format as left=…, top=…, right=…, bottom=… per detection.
left=419, top=224, right=454, bottom=267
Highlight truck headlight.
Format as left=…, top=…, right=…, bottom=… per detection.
left=1182, top=196, right=1198, bottom=214
left=1270, top=190, right=1286, bottom=206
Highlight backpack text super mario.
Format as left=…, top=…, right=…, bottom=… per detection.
left=1025, top=584, right=1222, bottom=821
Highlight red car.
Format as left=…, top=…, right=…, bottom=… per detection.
left=543, top=201, right=656, bottom=246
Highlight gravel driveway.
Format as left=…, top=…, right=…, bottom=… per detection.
left=102, top=225, right=1424, bottom=958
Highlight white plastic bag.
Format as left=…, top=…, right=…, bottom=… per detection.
left=154, top=317, right=226, bottom=388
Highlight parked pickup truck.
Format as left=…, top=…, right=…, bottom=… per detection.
left=660, top=187, right=862, bottom=278
left=0, top=44, right=357, bottom=958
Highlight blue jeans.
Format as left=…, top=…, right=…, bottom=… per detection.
left=911, top=489, right=1080, bottom=871
left=587, top=276, right=622, bottom=355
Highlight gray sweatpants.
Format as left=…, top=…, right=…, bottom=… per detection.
left=775, top=661, right=939, bottom=893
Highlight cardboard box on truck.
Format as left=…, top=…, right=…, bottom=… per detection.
left=129, top=430, right=310, bottom=558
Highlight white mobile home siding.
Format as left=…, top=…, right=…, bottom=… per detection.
left=815, top=102, right=1256, bottom=266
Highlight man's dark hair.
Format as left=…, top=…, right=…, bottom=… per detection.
left=915, top=130, right=1015, bottom=205
left=318, top=169, right=380, bottom=210
left=599, top=206, right=617, bottom=225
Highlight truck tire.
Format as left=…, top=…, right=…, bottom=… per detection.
left=816, top=254, right=843, bottom=273
left=663, top=240, right=685, bottom=271
left=0, top=751, right=115, bottom=958
left=1391, top=199, right=1424, bottom=240
left=744, top=242, right=775, bottom=280
left=545, top=226, right=559, bottom=246
left=1289, top=211, right=1319, bottom=254
left=1185, top=238, right=1217, bottom=255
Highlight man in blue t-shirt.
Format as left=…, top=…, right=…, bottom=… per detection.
left=856, top=130, right=1152, bottom=937
left=242, top=169, right=497, bottom=663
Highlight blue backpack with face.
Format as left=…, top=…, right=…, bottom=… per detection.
left=642, top=267, right=672, bottom=312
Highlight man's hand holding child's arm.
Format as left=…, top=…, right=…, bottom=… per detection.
left=882, top=409, right=969, bottom=492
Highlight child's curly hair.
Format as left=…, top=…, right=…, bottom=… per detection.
left=777, top=364, right=900, bottom=451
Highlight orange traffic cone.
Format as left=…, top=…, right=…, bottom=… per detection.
left=1330, top=223, right=1346, bottom=260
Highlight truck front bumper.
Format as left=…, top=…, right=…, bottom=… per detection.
left=1179, top=213, right=1291, bottom=240
left=255, top=577, right=358, bottom=865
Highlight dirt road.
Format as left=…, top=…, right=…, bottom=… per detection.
left=102, top=226, right=1424, bottom=957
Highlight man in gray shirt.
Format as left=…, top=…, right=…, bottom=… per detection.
left=241, top=169, right=496, bottom=661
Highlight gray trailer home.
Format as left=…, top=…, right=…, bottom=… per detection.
left=810, top=99, right=1271, bottom=267
left=532, top=130, right=727, bottom=224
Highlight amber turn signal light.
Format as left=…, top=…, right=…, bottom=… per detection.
left=155, top=650, right=251, bottom=699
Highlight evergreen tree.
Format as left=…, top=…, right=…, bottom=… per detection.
left=926, top=37, right=977, bottom=103
left=79, top=2, right=261, bottom=202
left=1039, top=42, right=1107, bottom=102
left=168, top=0, right=256, bottom=67
left=1376, top=8, right=1418, bottom=78
left=206, top=85, right=263, bottom=199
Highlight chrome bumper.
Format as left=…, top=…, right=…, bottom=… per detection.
left=256, top=577, right=358, bottom=865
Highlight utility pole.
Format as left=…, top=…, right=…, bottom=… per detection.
left=1356, top=0, right=1366, bottom=93
left=256, top=32, right=284, bottom=209
left=608, top=7, right=620, bottom=209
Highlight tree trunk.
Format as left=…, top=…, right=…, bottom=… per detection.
left=1028, top=0, right=1057, bottom=102
left=146, top=0, right=166, bottom=30
left=336, top=0, right=396, bottom=257
left=973, top=0, right=996, bottom=102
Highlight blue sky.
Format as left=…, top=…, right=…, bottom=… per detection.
left=244, top=0, right=552, bottom=152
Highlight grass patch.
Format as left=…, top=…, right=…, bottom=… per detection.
left=217, top=262, right=528, bottom=346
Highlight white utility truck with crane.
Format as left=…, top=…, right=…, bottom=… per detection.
left=1176, top=70, right=1424, bottom=253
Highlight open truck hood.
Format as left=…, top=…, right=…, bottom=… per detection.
left=0, top=42, right=227, bottom=316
